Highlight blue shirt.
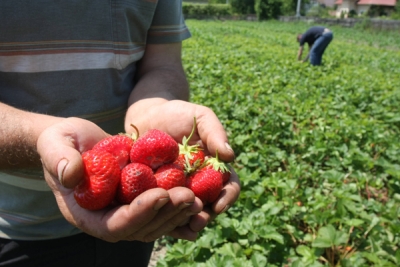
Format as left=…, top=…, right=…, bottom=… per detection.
left=299, top=26, right=325, bottom=47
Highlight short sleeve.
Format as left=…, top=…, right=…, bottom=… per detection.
left=299, top=34, right=307, bottom=46
left=147, top=0, right=191, bottom=44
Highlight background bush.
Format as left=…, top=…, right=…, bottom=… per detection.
left=183, top=3, right=232, bottom=17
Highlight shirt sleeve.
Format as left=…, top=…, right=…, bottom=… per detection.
left=147, top=0, right=191, bottom=44
left=299, top=34, right=307, bottom=46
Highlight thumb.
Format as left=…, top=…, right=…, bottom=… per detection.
left=37, top=117, right=108, bottom=188
left=195, top=108, right=235, bottom=163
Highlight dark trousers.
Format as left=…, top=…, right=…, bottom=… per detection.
left=310, top=32, right=333, bottom=66
left=0, top=233, right=154, bottom=267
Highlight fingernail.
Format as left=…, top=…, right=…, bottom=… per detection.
left=186, top=210, right=199, bottom=216
left=153, top=197, right=170, bottom=211
left=225, top=142, right=233, bottom=152
left=179, top=202, right=194, bottom=210
left=57, top=159, right=68, bottom=186
left=220, top=205, right=230, bottom=214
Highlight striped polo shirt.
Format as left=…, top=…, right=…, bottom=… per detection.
left=0, top=0, right=191, bottom=240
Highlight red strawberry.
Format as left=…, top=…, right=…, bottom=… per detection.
left=202, top=150, right=231, bottom=183
left=222, top=163, right=231, bottom=184
left=174, top=117, right=205, bottom=171
left=92, top=134, right=134, bottom=169
left=175, top=150, right=205, bottom=171
left=116, top=162, right=157, bottom=204
left=130, top=129, right=179, bottom=170
left=186, top=167, right=223, bottom=205
left=154, top=163, right=185, bottom=190
left=74, top=150, right=121, bottom=210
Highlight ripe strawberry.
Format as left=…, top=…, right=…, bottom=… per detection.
left=175, top=150, right=205, bottom=171
left=222, top=163, right=231, bottom=184
left=92, top=134, right=134, bottom=169
left=186, top=167, right=223, bottom=205
left=174, top=117, right=205, bottom=171
left=130, top=129, right=179, bottom=170
left=201, top=150, right=231, bottom=183
left=74, top=149, right=121, bottom=210
left=154, top=163, right=185, bottom=190
left=116, top=162, right=157, bottom=204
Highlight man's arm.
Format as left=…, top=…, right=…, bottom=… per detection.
left=0, top=102, right=61, bottom=169
left=130, top=42, right=189, bottom=102
left=124, top=42, right=189, bottom=133
left=297, top=45, right=304, bottom=61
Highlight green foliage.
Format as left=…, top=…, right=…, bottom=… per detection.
left=157, top=20, right=400, bottom=267
left=354, top=18, right=372, bottom=31
left=208, top=0, right=226, bottom=4
left=280, top=0, right=298, bottom=16
left=230, top=0, right=299, bottom=17
left=306, top=4, right=334, bottom=18
left=254, top=0, right=283, bottom=20
left=348, top=9, right=358, bottom=18
left=367, top=6, right=390, bottom=17
left=390, top=1, right=400, bottom=19
left=230, top=0, right=255, bottom=14
left=182, top=3, right=232, bottom=17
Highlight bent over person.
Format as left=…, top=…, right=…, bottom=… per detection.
left=297, top=26, right=334, bottom=66
left=0, top=1, right=240, bottom=266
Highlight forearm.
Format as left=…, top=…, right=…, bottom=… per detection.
left=297, top=52, right=302, bottom=61
left=125, top=42, right=190, bottom=132
left=0, top=102, right=61, bottom=168
left=128, top=67, right=189, bottom=105
left=125, top=68, right=189, bottom=133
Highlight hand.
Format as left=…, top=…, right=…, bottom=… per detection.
left=37, top=117, right=203, bottom=242
left=125, top=99, right=241, bottom=235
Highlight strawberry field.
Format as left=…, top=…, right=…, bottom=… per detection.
left=155, top=20, right=400, bottom=267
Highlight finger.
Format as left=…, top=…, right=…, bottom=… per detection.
left=188, top=208, right=212, bottom=233
left=194, top=105, right=235, bottom=163
left=167, top=225, right=199, bottom=241
left=212, top=169, right=241, bottom=214
left=37, top=117, right=108, bottom=188
left=127, top=187, right=202, bottom=242
left=84, top=188, right=171, bottom=242
left=140, top=198, right=203, bottom=242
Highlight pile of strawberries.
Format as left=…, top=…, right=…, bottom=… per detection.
left=74, top=122, right=230, bottom=211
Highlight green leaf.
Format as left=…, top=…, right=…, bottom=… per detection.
left=312, top=225, right=348, bottom=248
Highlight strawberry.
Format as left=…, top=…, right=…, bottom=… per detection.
left=74, top=149, right=121, bottom=210
left=116, top=162, right=157, bottom=204
left=203, top=150, right=231, bottom=183
left=185, top=150, right=231, bottom=204
left=186, top=167, right=223, bottom=205
left=154, top=163, right=185, bottom=190
left=221, top=163, right=231, bottom=184
left=130, top=129, right=179, bottom=170
left=174, top=117, right=205, bottom=171
left=92, top=134, right=134, bottom=169
left=175, top=150, right=205, bottom=171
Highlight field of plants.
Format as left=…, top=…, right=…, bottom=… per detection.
left=155, top=20, right=400, bottom=267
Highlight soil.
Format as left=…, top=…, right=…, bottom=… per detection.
left=148, top=242, right=167, bottom=267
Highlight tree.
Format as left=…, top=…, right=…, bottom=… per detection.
left=255, top=0, right=283, bottom=19
left=230, top=0, right=255, bottom=14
